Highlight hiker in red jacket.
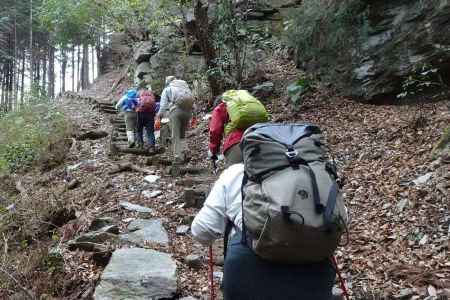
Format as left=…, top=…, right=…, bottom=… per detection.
left=208, top=100, right=244, bottom=166
left=136, top=87, right=157, bottom=150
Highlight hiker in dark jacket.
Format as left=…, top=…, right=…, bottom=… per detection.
left=115, top=89, right=138, bottom=148
left=191, top=164, right=336, bottom=300
left=136, top=87, right=157, bottom=150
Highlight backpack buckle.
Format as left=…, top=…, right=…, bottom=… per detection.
left=285, top=149, right=298, bottom=159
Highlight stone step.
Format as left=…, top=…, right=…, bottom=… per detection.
left=112, top=142, right=130, bottom=148
left=112, top=121, right=126, bottom=126
left=94, top=248, right=177, bottom=299
left=120, top=219, right=169, bottom=247
left=100, top=107, right=116, bottom=111
left=101, top=110, right=117, bottom=115
left=98, top=102, right=114, bottom=107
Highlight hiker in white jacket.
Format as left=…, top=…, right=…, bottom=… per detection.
left=157, top=76, right=193, bottom=162
left=191, top=164, right=336, bottom=300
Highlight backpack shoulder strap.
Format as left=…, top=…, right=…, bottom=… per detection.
left=223, top=219, right=233, bottom=258
left=223, top=171, right=249, bottom=257
left=240, top=173, right=254, bottom=248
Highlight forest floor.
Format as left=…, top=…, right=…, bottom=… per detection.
left=1, top=56, right=449, bottom=300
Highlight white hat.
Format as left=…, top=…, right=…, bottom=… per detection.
left=165, top=76, right=176, bottom=86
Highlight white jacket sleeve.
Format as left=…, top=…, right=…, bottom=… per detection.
left=158, top=87, right=171, bottom=116
left=191, top=176, right=228, bottom=246
left=115, top=95, right=127, bottom=110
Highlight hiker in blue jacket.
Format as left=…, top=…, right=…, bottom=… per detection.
left=116, top=89, right=138, bottom=148
left=191, top=163, right=337, bottom=300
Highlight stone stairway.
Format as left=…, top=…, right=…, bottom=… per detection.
left=63, top=91, right=213, bottom=299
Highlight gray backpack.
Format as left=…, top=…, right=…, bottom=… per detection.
left=239, top=123, right=348, bottom=264
left=169, top=80, right=194, bottom=111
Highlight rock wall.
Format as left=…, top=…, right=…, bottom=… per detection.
left=130, top=0, right=300, bottom=98
left=295, top=0, right=450, bottom=103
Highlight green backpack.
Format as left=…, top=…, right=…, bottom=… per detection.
left=222, top=90, right=269, bottom=135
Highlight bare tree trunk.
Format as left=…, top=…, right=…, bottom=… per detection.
left=77, top=45, right=81, bottom=91
left=6, top=33, right=13, bottom=111
left=42, top=46, right=47, bottom=91
left=1, top=65, right=4, bottom=111
left=192, top=0, right=222, bottom=102
left=81, top=42, right=89, bottom=89
left=0, top=65, right=5, bottom=111
left=96, top=37, right=102, bottom=76
left=35, top=49, right=40, bottom=85
left=48, top=46, right=55, bottom=99
left=13, top=4, right=18, bottom=110
left=61, top=47, right=67, bottom=93
left=29, top=0, right=33, bottom=86
left=20, top=50, right=25, bottom=104
left=91, top=45, right=95, bottom=82
left=72, top=45, right=75, bottom=91
left=6, top=59, right=12, bottom=111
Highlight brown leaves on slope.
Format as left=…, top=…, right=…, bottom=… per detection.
left=274, top=90, right=450, bottom=299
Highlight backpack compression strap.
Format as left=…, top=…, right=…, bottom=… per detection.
left=324, top=182, right=339, bottom=229
left=304, top=166, right=325, bottom=215
left=240, top=173, right=254, bottom=248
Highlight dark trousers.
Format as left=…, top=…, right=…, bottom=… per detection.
left=223, top=233, right=336, bottom=300
left=136, top=112, right=155, bottom=146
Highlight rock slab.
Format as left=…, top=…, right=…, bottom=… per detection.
left=119, top=201, right=153, bottom=213
left=94, top=248, right=177, bottom=300
left=120, top=219, right=169, bottom=247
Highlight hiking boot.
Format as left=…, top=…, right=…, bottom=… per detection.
left=128, top=142, right=135, bottom=148
left=136, top=143, right=144, bottom=149
left=147, top=145, right=155, bottom=153
left=173, top=156, right=184, bottom=165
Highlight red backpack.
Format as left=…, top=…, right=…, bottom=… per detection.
left=137, top=90, right=156, bottom=113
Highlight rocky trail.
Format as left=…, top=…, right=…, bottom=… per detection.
left=46, top=90, right=222, bottom=299
left=50, top=74, right=449, bottom=299
left=4, top=67, right=448, bottom=299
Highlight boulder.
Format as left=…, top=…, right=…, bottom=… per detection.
left=135, top=62, right=152, bottom=81
left=176, top=225, right=190, bottom=235
left=295, top=0, right=450, bottom=102
left=110, top=33, right=131, bottom=66
left=77, top=130, right=108, bottom=141
left=412, top=172, right=433, bottom=186
left=94, top=248, right=177, bottom=300
left=89, top=217, right=115, bottom=231
left=47, top=247, right=64, bottom=270
left=133, top=41, right=154, bottom=64
left=149, top=38, right=206, bottom=93
left=119, top=201, right=153, bottom=213
left=184, top=254, right=203, bottom=269
left=120, top=219, right=169, bottom=247
left=252, top=81, right=275, bottom=99
left=182, top=185, right=209, bottom=208
left=142, top=190, right=163, bottom=198
left=68, top=230, right=118, bottom=252
left=144, top=175, right=160, bottom=184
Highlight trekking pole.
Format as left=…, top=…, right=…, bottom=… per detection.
left=208, top=245, right=216, bottom=300
left=211, top=157, right=218, bottom=175
left=331, top=255, right=350, bottom=300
